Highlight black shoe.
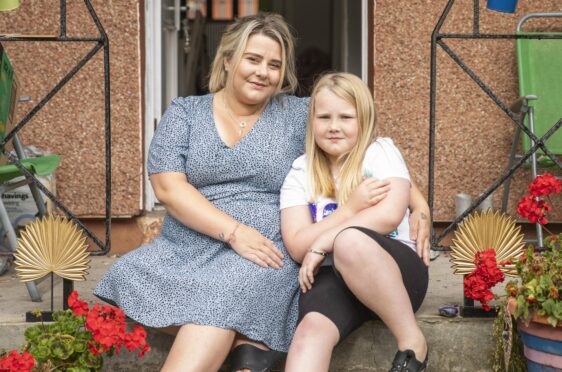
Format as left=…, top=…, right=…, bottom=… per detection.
left=229, top=344, right=285, bottom=372
left=389, top=349, right=428, bottom=372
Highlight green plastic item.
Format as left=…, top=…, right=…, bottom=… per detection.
left=516, top=32, right=562, bottom=156
left=0, top=154, right=61, bottom=182
left=0, top=0, right=20, bottom=12
left=0, top=43, right=15, bottom=142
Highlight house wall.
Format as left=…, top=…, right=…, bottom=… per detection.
left=0, top=0, right=143, bottom=218
left=2, top=0, right=561, bottom=225
left=373, top=0, right=562, bottom=221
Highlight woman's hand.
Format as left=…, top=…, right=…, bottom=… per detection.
left=299, top=251, right=325, bottom=293
left=344, top=178, right=390, bottom=215
left=409, top=210, right=431, bottom=266
left=229, top=224, right=285, bottom=269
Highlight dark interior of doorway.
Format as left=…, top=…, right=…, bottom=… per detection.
left=183, top=0, right=349, bottom=97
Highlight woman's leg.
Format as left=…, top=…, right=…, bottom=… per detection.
left=232, top=334, right=269, bottom=350
left=285, top=312, right=340, bottom=372
left=333, top=228, right=427, bottom=361
left=231, top=333, right=276, bottom=372
left=161, top=324, right=235, bottom=372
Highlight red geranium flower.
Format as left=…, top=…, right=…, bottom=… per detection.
left=0, top=350, right=35, bottom=372
left=517, top=173, right=561, bottom=225
left=464, top=249, right=505, bottom=311
left=70, top=292, right=150, bottom=358
left=68, top=290, right=89, bottom=316
left=124, top=326, right=151, bottom=358
left=516, top=195, right=551, bottom=225
left=528, top=172, right=562, bottom=197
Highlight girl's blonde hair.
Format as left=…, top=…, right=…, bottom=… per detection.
left=208, top=13, right=297, bottom=96
left=306, top=72, right=377, bottom=205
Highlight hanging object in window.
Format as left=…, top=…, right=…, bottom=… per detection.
left=212, top=0, right=233, bottom=20
left=187, top=0, right=207, bottom=20
left=238, top=0, right=258, bottom=17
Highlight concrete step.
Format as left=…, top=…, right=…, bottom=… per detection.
left=0, top=254, right=497, bottom=371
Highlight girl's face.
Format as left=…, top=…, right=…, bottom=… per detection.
left=312, top=88, right=359, bottom=164
left=225, top=34, right=282, bottom=107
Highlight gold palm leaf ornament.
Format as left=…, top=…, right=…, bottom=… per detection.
left=14, top=215, right=90, bottom=282
left=450, top=209, right=524, bottom=276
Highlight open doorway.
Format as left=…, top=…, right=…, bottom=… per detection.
left=144, top=0, right=370, bottom=210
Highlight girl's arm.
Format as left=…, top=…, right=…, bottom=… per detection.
left=297, top=177, right=410, bottom=291
left=282, top=177, right=405, bottom=262
left=281, top=178, right=390, bottom=263
left=408, top=181, right=431, bottom=266
left=151, top=172, right=284, bottom=268
left=309, top=177, right=410, bottom=254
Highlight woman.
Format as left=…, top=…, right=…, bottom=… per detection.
left=94, top=13, right=430, bottom=372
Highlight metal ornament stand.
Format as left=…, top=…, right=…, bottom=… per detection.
left=25, top=275, right=74, bottom=322
left=0, top=0, right=111, bottom=321
left=428, top=1, right=562, bottom=317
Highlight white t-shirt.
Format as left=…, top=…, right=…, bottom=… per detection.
left=280, top=137, right=415, bottom=250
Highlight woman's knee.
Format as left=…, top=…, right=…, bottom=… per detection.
left=333, top=228, right=385, bottom=268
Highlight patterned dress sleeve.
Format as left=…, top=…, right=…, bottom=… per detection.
left=147, top=97, right=193, bottom=175
left=291, top=96, right=310, bottom=151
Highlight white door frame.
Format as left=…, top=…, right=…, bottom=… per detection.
left=361, top=0, right=369, bottom=83
left=143, top=0, right=162, bottom=211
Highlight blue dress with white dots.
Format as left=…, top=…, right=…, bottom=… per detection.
left=94, top=94, right=308, bottom=352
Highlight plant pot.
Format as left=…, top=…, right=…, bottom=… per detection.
left=507, top=297, right=562, bottom=371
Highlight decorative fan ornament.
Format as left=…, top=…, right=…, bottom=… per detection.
left=450, top=209, right=524, bottom=276
left=14, top=215, right=90, bottom=282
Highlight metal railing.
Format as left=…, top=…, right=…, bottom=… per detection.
left=0, top=0, right=111, bottom=256
left=429, top=0, right=562, bottom=252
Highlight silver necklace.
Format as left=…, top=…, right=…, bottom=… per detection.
left=222, top=93, right=260, bottom=136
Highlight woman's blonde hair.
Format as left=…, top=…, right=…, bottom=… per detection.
left=208, top=13, right=297, bottom=96
left=306, top=72, right=377, bottom=205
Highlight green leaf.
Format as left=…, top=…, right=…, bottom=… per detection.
left=32, top=344, right=50, bottom=360
left=24, top=325, right=42, bottom=341
left=67, top=367, right=92, bottom=372
left=72, top=339, right=87, bottom=353
left=79, top=349, right=103, bottom=370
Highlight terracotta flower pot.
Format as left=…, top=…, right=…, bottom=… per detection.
left=507, top=297, right=562, bottom=371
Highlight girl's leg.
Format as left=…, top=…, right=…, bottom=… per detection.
left=285, top=312, right=340, bottom=372
left=333, top=228, right=427, bottom=361
left=161, top=323, right=235, bottom=372
left=286, top=266, right=368, bottom=371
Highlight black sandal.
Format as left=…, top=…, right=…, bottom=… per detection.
left=229, top=344, right=284, bottom=372
left=389, top=349, right=428, bottom=372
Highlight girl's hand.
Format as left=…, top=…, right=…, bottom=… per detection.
left=344, top=178, right=390, bottom=214
left=409, top=210, right=431, bottom=266
left=299, top=251, right=325, bottom=293
left=229, top=224, right=285, bottom=269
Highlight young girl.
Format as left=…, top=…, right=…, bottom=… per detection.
left=280, top=73, right=429, bottom=372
